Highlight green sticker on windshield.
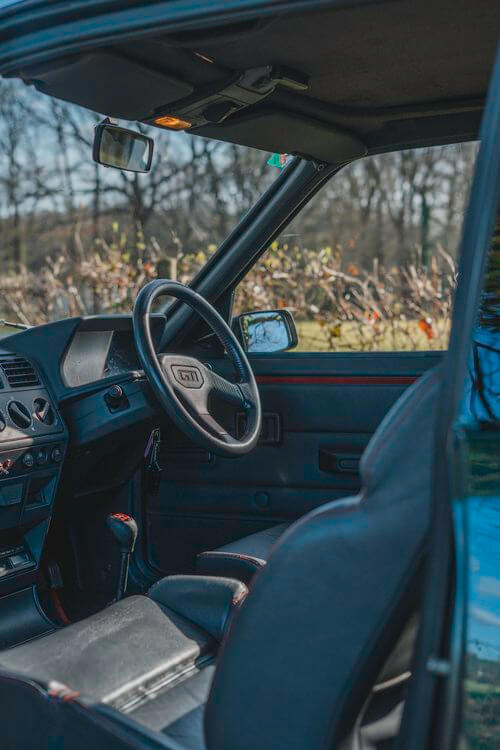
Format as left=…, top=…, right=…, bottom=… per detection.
left=267, top=153, right=289, bottom=169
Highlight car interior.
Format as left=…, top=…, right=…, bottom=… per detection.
left=0, top=1, right=498, bottom=749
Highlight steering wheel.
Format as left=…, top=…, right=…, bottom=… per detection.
left=133, top=280, right=262, bottom=457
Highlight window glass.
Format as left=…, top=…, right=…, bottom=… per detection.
left=234, top=143, right=478, bottom=352
left=0, top=78, right=274, bottom=335
left=457, top=213, right=500, bottom=747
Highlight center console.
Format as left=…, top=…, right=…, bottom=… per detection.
left=0, top=351, right=67, bottom=598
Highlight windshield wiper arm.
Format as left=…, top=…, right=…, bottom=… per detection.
left=0, top=319, right=30, bottom=330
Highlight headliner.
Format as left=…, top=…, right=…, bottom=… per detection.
left=8, top=0, right=500, bottom=161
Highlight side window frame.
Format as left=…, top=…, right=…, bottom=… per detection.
left=231, top=143, right=478, bottom=357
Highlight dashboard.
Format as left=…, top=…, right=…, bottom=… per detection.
left=0, top=314, right=167, bottom=596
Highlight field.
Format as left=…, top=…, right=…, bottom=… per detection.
left=295, top=319, right=450, bottom=352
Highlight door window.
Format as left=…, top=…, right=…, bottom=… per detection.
left=234, top=143, right=478, bottom=352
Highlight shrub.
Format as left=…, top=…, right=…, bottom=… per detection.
left=0, top=226, right=455, bottom=351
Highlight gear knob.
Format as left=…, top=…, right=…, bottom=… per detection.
left=106, top=513, right=138, bottom=602
left=107, top=513, right=138, bottom=552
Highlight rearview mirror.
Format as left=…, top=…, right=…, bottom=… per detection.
left=93, top=121, right=154, bottom=173
left=236, top=309, right=298, bottom=353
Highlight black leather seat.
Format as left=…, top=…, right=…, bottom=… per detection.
left=196, top=522, right=290, bottom=584
left=0, top=367, right=441, bottom=750
left=0, top=575, right=246, bottom=750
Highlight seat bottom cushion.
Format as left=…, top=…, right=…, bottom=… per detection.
left=196, top=522, right=290, bottom=584
left=0, top=595, right=215, bottom=707
left=129, top=664, right=215, bottom=750
left=0, top=584, right=240, bottom=750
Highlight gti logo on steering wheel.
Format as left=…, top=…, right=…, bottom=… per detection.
left=171, top=364, right=204, bottom=389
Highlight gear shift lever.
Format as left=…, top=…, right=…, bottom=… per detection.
left=106, top=513, right=138, bottom=602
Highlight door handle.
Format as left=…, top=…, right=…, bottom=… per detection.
left=319, top=447, right=360, bottom=474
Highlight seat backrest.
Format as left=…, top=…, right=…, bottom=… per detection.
left=205, top=367, right=442, bottom=750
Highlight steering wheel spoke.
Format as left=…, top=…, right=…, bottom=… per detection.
left=208, top=370, right=248, bottom=407
left=196, top=412, right=236, bottom=444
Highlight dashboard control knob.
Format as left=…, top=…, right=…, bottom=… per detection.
left=22, top=452, right=34, bottom=469
left=51, top=447, right=62, bottom=463
left=35, top=448, right=48, bottom=466
left=8, top=401, right=32, bottom=429
left=105, top=384, right=126, bottom=410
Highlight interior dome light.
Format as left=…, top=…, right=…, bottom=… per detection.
left=153, top=115, right=192, bottom=130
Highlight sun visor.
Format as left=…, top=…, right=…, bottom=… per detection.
left=22, top=51, right=193, bottom=121
left=192, top=109, right=367, bottom=164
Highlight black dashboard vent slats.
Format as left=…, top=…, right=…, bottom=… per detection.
left=0, top=356, right=40, bottom=388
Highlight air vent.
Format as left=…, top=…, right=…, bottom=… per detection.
left=8, top=401, right=32, bottom=430
left=33, top=397, right=55, bottom=426
left=0, top=356, right=40, bottom=388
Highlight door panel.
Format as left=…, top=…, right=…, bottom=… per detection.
left=145, top=351, right=442, bottom=575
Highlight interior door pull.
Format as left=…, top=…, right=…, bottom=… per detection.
left=319, top=448, right=360, bottom=474
left=337, top=457, right=360, bottom=472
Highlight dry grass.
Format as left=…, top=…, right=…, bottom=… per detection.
left=295, top=318, right=450, bottom=352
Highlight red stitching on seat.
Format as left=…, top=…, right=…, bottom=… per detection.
left=198, top=551, right=266, bottom=568
left=363, top=372, right=439, bottom=478
left=232, top=589, right=248, bottom=606
left=48, top=681, right=81, bottom=702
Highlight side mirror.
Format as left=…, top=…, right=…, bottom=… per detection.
left=93, top=121, right=154, bottom=173
left=235, top=309, right=298, bottom=353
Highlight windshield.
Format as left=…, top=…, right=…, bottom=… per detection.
left=0, top=78, right=477, bottom=345
left=0, top=79, right=276, bottom=333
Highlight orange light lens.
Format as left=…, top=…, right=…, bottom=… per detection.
left=153, top=115, right=192, bottom=130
